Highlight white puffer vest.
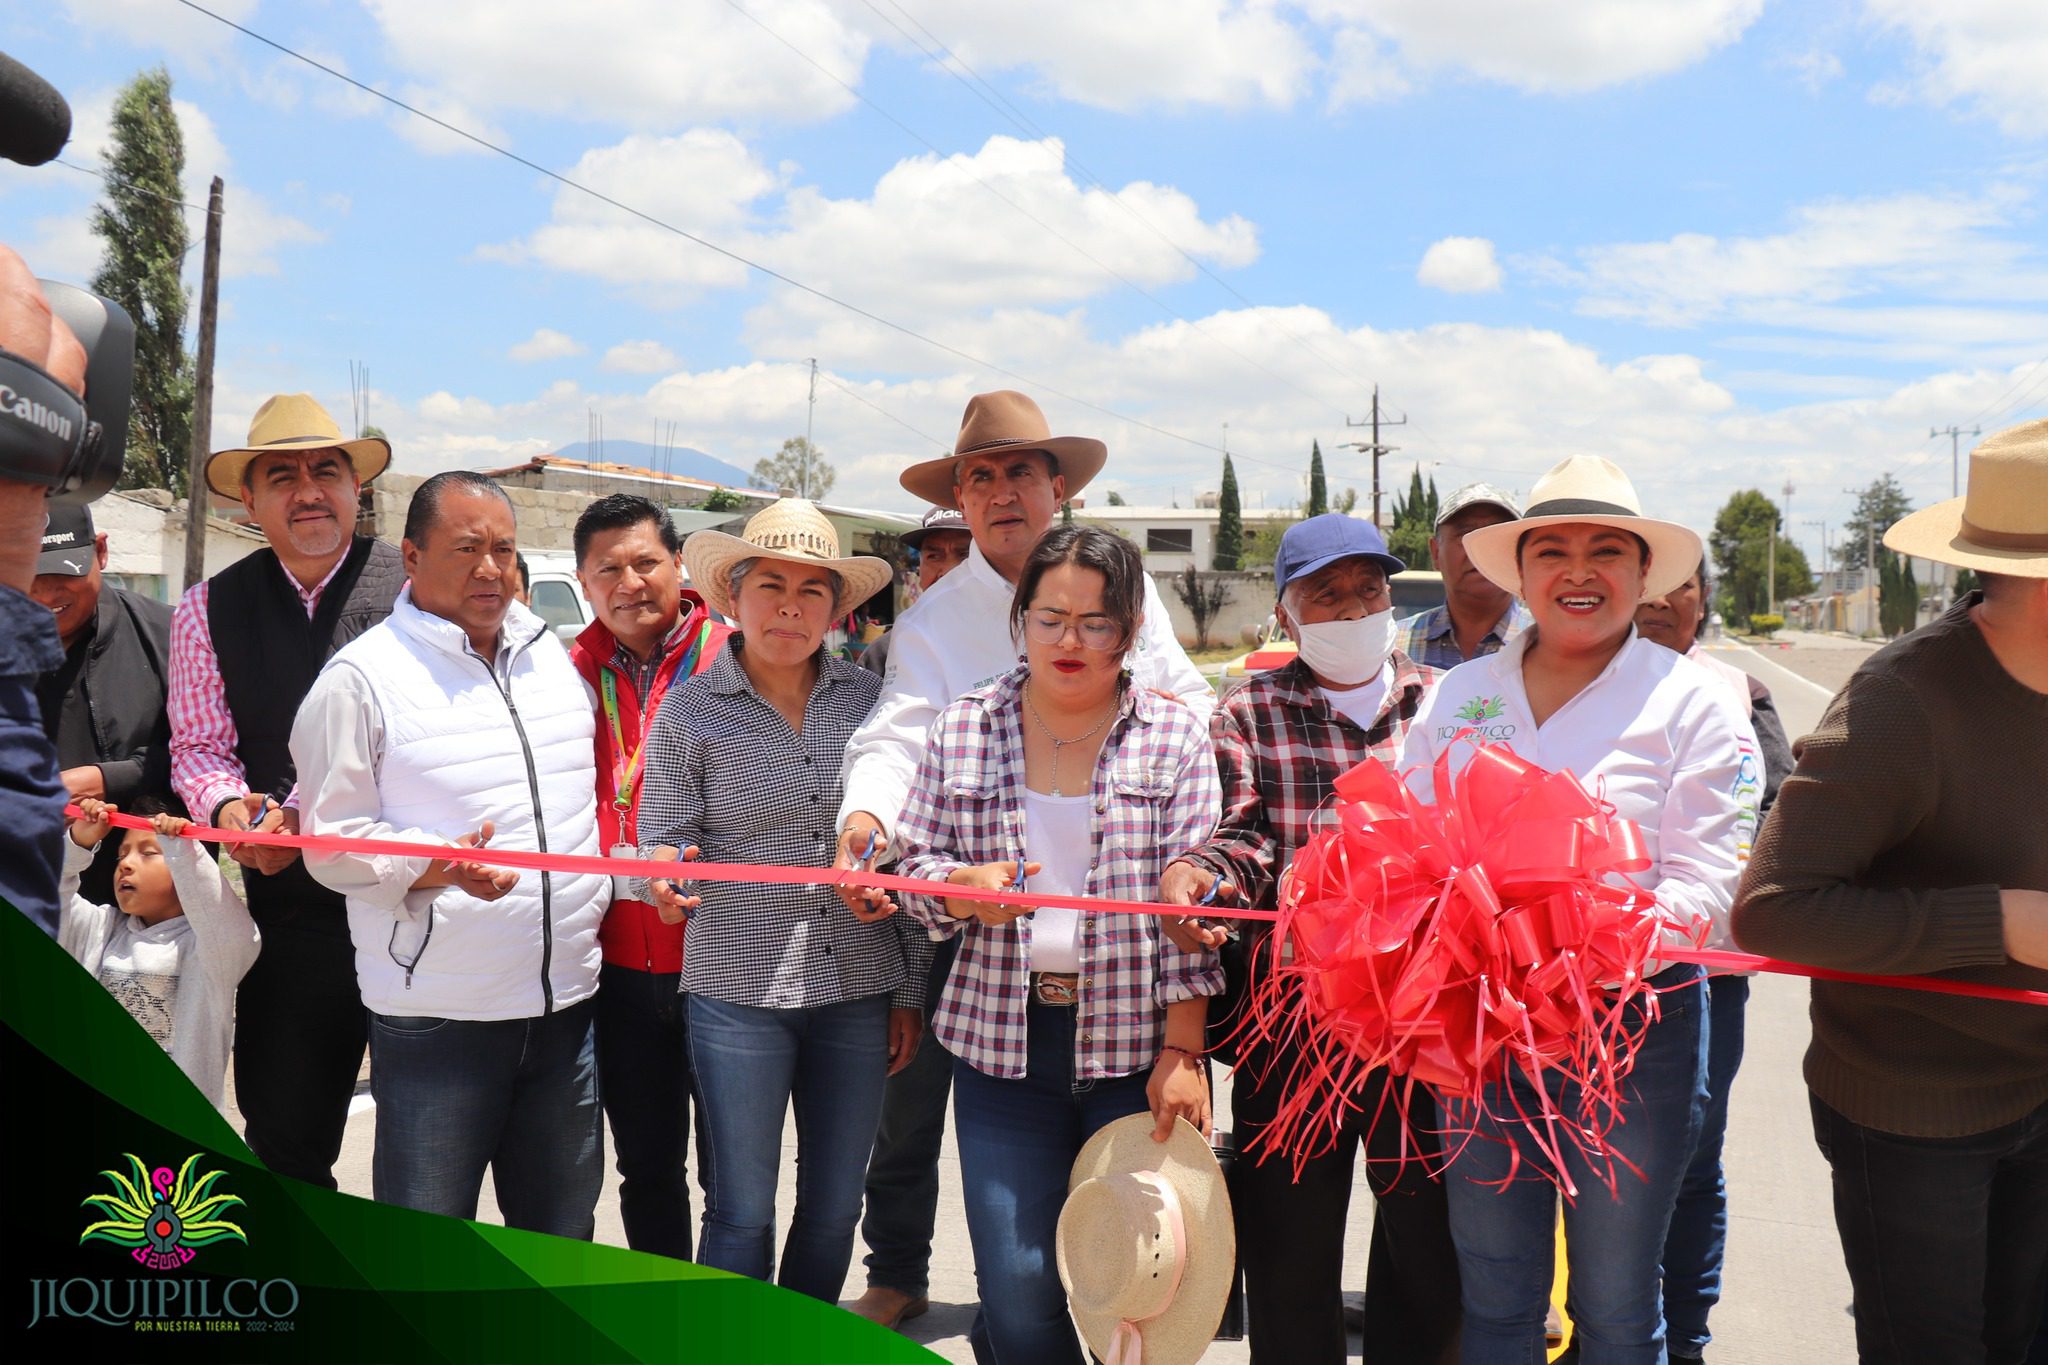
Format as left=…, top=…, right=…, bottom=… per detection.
left=326, top=590, right=606, bottom=1020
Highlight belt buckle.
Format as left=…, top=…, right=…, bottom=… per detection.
left=1032, top=973, right=1078, bottom=1007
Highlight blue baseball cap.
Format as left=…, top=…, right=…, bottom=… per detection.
left=1273, top=514, right=1405, bottom=593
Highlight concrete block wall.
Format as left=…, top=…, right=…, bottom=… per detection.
left=1145, top=569, right=1277, bottom=649
left=367, top=472, right=591, bottom=554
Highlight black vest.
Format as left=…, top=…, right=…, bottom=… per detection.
left=209, top=535, right=405, bottom=925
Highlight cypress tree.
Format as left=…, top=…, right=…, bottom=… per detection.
left=1306, top=441, right=1328, bottom=517
left=1215, top=455, right=1243, bottom=570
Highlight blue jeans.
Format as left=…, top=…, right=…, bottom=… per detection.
left=1447, top=964, right=1707, bottom=1365
left=1661, top=972, right=1748, bottom=1357
left=686, top=991, right=891, bottom=1301
left=593, top=962, right=709, bottom=1260
left=368, top=998, right=603, bottom=1238
left=860, top=937, right=958, bottom=1298
left=952, top=1000, right=1155, bottom=1365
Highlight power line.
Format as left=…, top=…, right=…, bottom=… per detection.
left=49, top=156, right=211, bottom=212
left=167, top=0, right=1229, bottom=457
left=816, top=370, right=948, bottom=450
left=1960, top=349, right=2048, bottom=431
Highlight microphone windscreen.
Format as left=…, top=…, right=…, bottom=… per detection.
left=0, top=52, right=72, bottom=167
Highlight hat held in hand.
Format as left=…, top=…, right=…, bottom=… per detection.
left=1057, top=1115, right=1234, bottom=1365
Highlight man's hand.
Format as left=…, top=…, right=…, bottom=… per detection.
left=1146, top=1050, right=1211, bottom=1141
left=833, top=812, right=898, bottom=922
left=68, top=796, right=113, bottom=849
left=438, top=822, right=519, bottom=902
left=646, top=844, right=703, bottom=925
left=60, top=766, right=106, bottom=801
left=219, top=793, right=300, bottom=876
left=886, top=1007, right=923, bottom=1076
left=1157, top=859, right=1235, bottom=953
left=2002, top=889, right=2048, bottom=970
left=942, top=860, right=1041, bottom=927
left=0, top=244, right=88, bottom=594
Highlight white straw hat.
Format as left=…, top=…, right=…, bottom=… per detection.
left=1057, top=1116, right=1234, bottom=1365
left=1884, top=417, right=2048, bottom=578
left=205, top=392, right=391, bottom=498
left=1461, top=454, right=1703, bottom=602
left=679, top=498, right=895, bottom=619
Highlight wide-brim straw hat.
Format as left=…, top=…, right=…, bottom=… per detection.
left=1884, top=417, right=2048, bottom=578
left=1463, top=454, right=1703, bottom=602
left=205, top=392, right=391, bottom=498
left=900, top=389, right=1108, bottom=509
left=1057, top=1116, right=1234, bottom=1365
left=680, top=498, right=895, bottom=620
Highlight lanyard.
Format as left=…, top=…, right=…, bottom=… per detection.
left=601, top=620, right=712, bottom=821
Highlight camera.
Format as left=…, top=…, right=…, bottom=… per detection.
left=0, top=50, right=134, bottom=503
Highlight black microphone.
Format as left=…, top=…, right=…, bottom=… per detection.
left=0, top=51, right=72, bottom=167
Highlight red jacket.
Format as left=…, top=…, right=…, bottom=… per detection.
left=570, top=598, right=732, bottom=974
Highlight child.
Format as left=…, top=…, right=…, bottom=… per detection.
left=60, top=796, right=261, bottom=1108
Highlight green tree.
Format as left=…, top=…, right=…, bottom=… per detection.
left=360, top=423, right=389, bottom=441
left=1061, top=499, right=1074, bottom=525
left=1306, top=440, right=1328, bottom=517
left=1878, top=552, right=1922, bottom=636
left=1953, top=566, right=1979, bottom=597
left=752, top=436, right=835, bottom=500
left=1334, top=487, right=1359, bottom=516
left=92, top=67, right=191, bottom=494
left=1214, top=455, right=1243, bottom=570
left=701, top=486, right=747, bottom=513
left=1104, top=489, right=1127, bottom=506
left=1386, top=465, right=1437, bottom=568
left=1172, top=563, right=1233, bottom=649
left=1840, top=474, right=1914, bottom=571
left=1709, top=489, right=1812, bottom=621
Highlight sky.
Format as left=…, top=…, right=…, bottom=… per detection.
left=4, top=0, right=2046, bottom=565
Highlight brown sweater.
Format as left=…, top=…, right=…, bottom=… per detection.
left=1732, top=596, right=2048, bottom=1138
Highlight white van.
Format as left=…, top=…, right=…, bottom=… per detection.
left=520, top=552, right=706, bottom=645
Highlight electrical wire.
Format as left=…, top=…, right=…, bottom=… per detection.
left=49, top=156, right=212, bottom=212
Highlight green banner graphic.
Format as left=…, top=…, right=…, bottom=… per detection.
left=1, top=906, right=940, bottom=1363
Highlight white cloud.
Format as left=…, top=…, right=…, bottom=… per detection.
left=1417, top=236, right=1503, bottom=293
left=492, top=133, right=1257, bottom=318
left=509, top=328, right=587, bottom=362
left=1865, top=0, right=2048, bottom=138
left=1778, top=49, right=1845, bottom=96
left=60, top=0, right=258, bottom=64
left=602, top=340, right=684, bottom=374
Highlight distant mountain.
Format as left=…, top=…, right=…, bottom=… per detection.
left=550, top=440, right=760, bottom=489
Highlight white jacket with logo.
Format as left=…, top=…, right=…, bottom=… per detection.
left=1398, top=627, right=1758, bottom=955
left=293, top=589, right=607, bottom=1020
left=839, top=540, right=1216, bottom=845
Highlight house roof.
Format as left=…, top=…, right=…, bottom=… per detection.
left=479, top=454, right=780, bottom=500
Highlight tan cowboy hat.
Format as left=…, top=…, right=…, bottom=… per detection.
left=1057, top=1116, right=1234, bottom=1365
left=1462, top=454, right=1702, bottom=602
left=900, top=390, right=1109, bottom=509
left=680, top=498, right=894, bottom=619
left=204, top=393, right=392, bottom=499
left=1884, top=418, right=2048, bottom=578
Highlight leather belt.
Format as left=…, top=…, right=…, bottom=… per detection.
left=1031, top=972, right=1079, bottom=1007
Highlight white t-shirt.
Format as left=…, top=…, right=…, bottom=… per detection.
left=1319, top=663, right=1393, bottom=732
left=95, top=915, right=194, bottom=1044
left=1024, top=790, right=1093, bottom=973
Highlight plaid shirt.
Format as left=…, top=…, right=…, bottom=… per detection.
left=1180, top=653, right=1439, bottom=912
left=896, top=666, right=1223, bottom=1083
left=1394, top=600, right=1529, bottom=672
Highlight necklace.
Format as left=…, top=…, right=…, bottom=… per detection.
left=1023, top=682, right=1117, bottom=797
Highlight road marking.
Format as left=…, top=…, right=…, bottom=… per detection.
left=348, top=1093, right=375, bottom=1118
left=1722, top=643, right=1840, bottom=706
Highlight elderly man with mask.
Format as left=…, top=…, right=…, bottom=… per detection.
left=31, top=503, right=173, bottom=904
left=168, top=394, right=403, bottom=1188
left=1161, top=513, right=1462, bottom=1365
left=833, top=390, right=1212, bottom=899
left=292, top=470, right=610, bottom=1234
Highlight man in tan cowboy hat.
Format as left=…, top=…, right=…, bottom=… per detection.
left=1734, top=417, right=2048, bottom=1365
left=834, top=389, right=1213, bottom=901
left=167, top=392, right=402, bottom=1188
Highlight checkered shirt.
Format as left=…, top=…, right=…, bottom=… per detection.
left=1179, top=653, right=1439, bottom=911
left=636, top=641, right=929, bottom=1011
left=1393, top=601, right=1529, bottom=672
left=895, top=666, right=1224, bottom=1083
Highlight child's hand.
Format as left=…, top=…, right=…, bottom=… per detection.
left=150, top=812, right=192, bottom=840
left=68, top=798, right=114, bottom=849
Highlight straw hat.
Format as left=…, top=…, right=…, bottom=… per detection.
left=1884, top=418, right=2048, bottom=578
left=1462, top=454, right=1702, bottom=601
left=900, top=390, right=1108, bottom=509
left=679, top=498, right=894, bottom=619
left=1057, top=1116, right=1234, bottom=1365
left=204, top=393, right=391, bottom=498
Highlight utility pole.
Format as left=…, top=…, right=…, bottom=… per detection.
left=1339, top=385, right=1406, bottom=529
left=1769, top=479, right=1794, bottom=617
left=180, top=176, right=224, bottom=593
left=1929, top=424, right=1979, bottom=605
left=803, top=357, right=817, bottom=500
left=1806, top=518, right=1829, bottom=588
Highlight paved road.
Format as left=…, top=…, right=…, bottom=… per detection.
left=265, top=632, right=1881, bottom=1363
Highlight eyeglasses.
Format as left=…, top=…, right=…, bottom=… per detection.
left=1023, top=609, right=1124, bottom=651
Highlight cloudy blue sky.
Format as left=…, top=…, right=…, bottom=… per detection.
left=5, top=0, right=2046, bottom=561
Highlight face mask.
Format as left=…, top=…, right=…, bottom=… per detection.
left=1292, top=609, right=1397, bottom=686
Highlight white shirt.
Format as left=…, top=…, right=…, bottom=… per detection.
left=1319, top=663, right=1392, bottom=733
left=838, top=540, right=1216, bottom=844
left=1023, top=791, right=1092, bottom=972
left=1398, top=627, right=1756, bottom=956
